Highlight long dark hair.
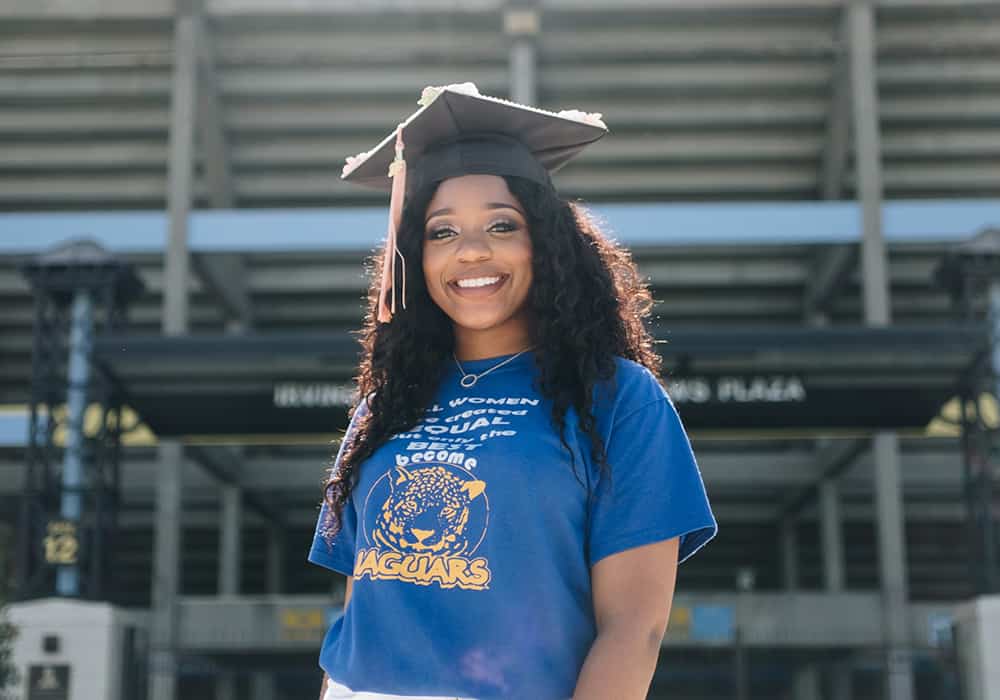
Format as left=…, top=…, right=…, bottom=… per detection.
left=322, top=175, right=659, bottom=537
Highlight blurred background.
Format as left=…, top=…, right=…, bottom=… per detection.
left=0, top=0, right=999, bottom=699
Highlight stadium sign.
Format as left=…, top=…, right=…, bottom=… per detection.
left=668, top=376, right=806, bottom=404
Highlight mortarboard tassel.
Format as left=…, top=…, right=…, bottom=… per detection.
left=378, top=126, right=407, bottom=323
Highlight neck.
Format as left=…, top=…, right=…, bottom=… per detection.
left=453, top=321, right=533, bottom=361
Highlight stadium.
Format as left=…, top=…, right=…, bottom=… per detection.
left=1, top=1, right=999, bottom=699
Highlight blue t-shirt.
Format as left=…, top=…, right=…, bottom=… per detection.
left=308, top=352, right=716, bottom=700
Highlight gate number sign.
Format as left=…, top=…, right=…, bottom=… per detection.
left=42, top=520, right=79, bottom=566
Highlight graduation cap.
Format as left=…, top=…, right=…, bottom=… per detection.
left=340, top=82, right=609, bottom=323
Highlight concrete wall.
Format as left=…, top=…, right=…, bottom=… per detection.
left=955, top=595, right=1000, bottom=700
left=8, top=598, right=148, bottom=700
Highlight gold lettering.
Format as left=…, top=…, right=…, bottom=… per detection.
left=401, top=554, right=422, bottom=576
left=379, top=551, right=402, bottom=576
left=353, top=548, right=491, bottom=591
left=467, top=558, right=491, bottom=588
left=426, top=556, right=449, bottom=584
left=447, top=557, right=469, bottom=585
left=355, top=548, right=379, bottom=579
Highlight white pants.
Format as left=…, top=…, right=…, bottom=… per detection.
left=323, top=678, right=477, bottom=700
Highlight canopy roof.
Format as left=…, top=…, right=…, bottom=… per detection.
left=94, top=325, right=985, bottom=436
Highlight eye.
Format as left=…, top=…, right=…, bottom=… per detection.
left=488, top=219, right=519, bottom=234
left=397, top=500, right=418, bottom=514
left=426, top=225, right=457, bottom=241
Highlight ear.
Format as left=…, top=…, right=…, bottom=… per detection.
left=462, top=480, right=486, bottom=500
left=393, top=466, right=413, bottom=486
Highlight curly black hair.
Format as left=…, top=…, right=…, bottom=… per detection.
left=322, top=175, right=660, bottom=538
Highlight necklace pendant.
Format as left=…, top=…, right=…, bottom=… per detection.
left=460, top=374, right=478, bottom=388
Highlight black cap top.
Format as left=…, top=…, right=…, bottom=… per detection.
left=340, top=83, right=608, bottom=192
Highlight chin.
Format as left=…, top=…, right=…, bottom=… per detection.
left=448, top=311, right=512, bottom=332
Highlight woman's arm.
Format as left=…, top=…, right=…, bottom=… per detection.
left=318, top=576, right=354, bottom=700
left=572, top=538, right=679, bottom=700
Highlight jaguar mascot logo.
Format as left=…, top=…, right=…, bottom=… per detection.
left=356, top=464, right=492, bottom=590
left=373, top=465, right=484, bottom=556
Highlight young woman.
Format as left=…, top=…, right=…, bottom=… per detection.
left=309, top=84, right=717, bottom=700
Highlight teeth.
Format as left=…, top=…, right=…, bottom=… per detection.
left=456, top=276, right=501, bottom=289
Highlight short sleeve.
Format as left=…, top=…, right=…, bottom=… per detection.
left=588, top=395, right=717, bottom=567
left=307, top=403, right=366, bottom=576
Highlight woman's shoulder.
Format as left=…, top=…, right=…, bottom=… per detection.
left=594, top=356, right=670, bottom=425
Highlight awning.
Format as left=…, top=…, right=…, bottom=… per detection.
left=93, top=325, right=986, bottom=437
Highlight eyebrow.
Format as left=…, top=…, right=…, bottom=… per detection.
left=425, top=202, right=525, bottom=222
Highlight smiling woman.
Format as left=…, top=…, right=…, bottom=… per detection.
left=308, top=83, right=717, bottom=700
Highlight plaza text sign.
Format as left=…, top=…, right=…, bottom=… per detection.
left=667, top=375, right=806, bottom=404
left=272, top=376, right=808, bottom=410
left=273, top=382, right=354, bottom=408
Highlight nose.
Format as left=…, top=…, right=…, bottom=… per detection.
left=411, top=527, right=435, bottom=542
left=456, top=232, right=492, bottom=263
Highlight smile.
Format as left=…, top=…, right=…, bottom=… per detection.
left=449, top=274, right=509, bottom=296
left=456, top=276, right=501, bottom=288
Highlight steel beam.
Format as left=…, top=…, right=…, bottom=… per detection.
left=96, top=498, right=971, bottom=530
left=779, top=439, right=868, bottom=518
left=191, top=253, right=254, bottom=328
left=186, top=445, right=285, bottom=526
left=175, top=592, right=962, bottom=651
left=0, top=443, right=968, bottom=497
left=803, top=244, right=858, bottom=323
left=2, top=0, right=996, bottom=18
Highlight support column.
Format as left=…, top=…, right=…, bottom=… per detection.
left=848, top=2, right=913, bottom=699
left=792, top=665, right=821, bottom=700
left=150, top=440, right=186, bottom=700
left=0, top=523, right=10, bottom=593
left=56, top=290, right=93, bottom=596
left=150, top=2, right=198, bottom=699
left=874, top=431, right=913, bottom=700
left=849, top=0, right=889, bottom=329
left=216, top=677, right=236, bottom=700
left=218, top=483, right=242, bottom=596
left=504, top=4, right=539, bottom=105
left=982, top=282, right=1000, bottom=592
left=216, top=480, right=241, bottom=700
left=781, top=517, right=799, bottom=591
left=251, top=672, right=276, bottom=700
left=267, top=525, right=285, bottom=595
left=820, top=478, right=845, bottom=591
left=830, top=661, right=852, bottom=700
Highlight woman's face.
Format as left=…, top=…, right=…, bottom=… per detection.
left=422, top=174, right=533, bottom=342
